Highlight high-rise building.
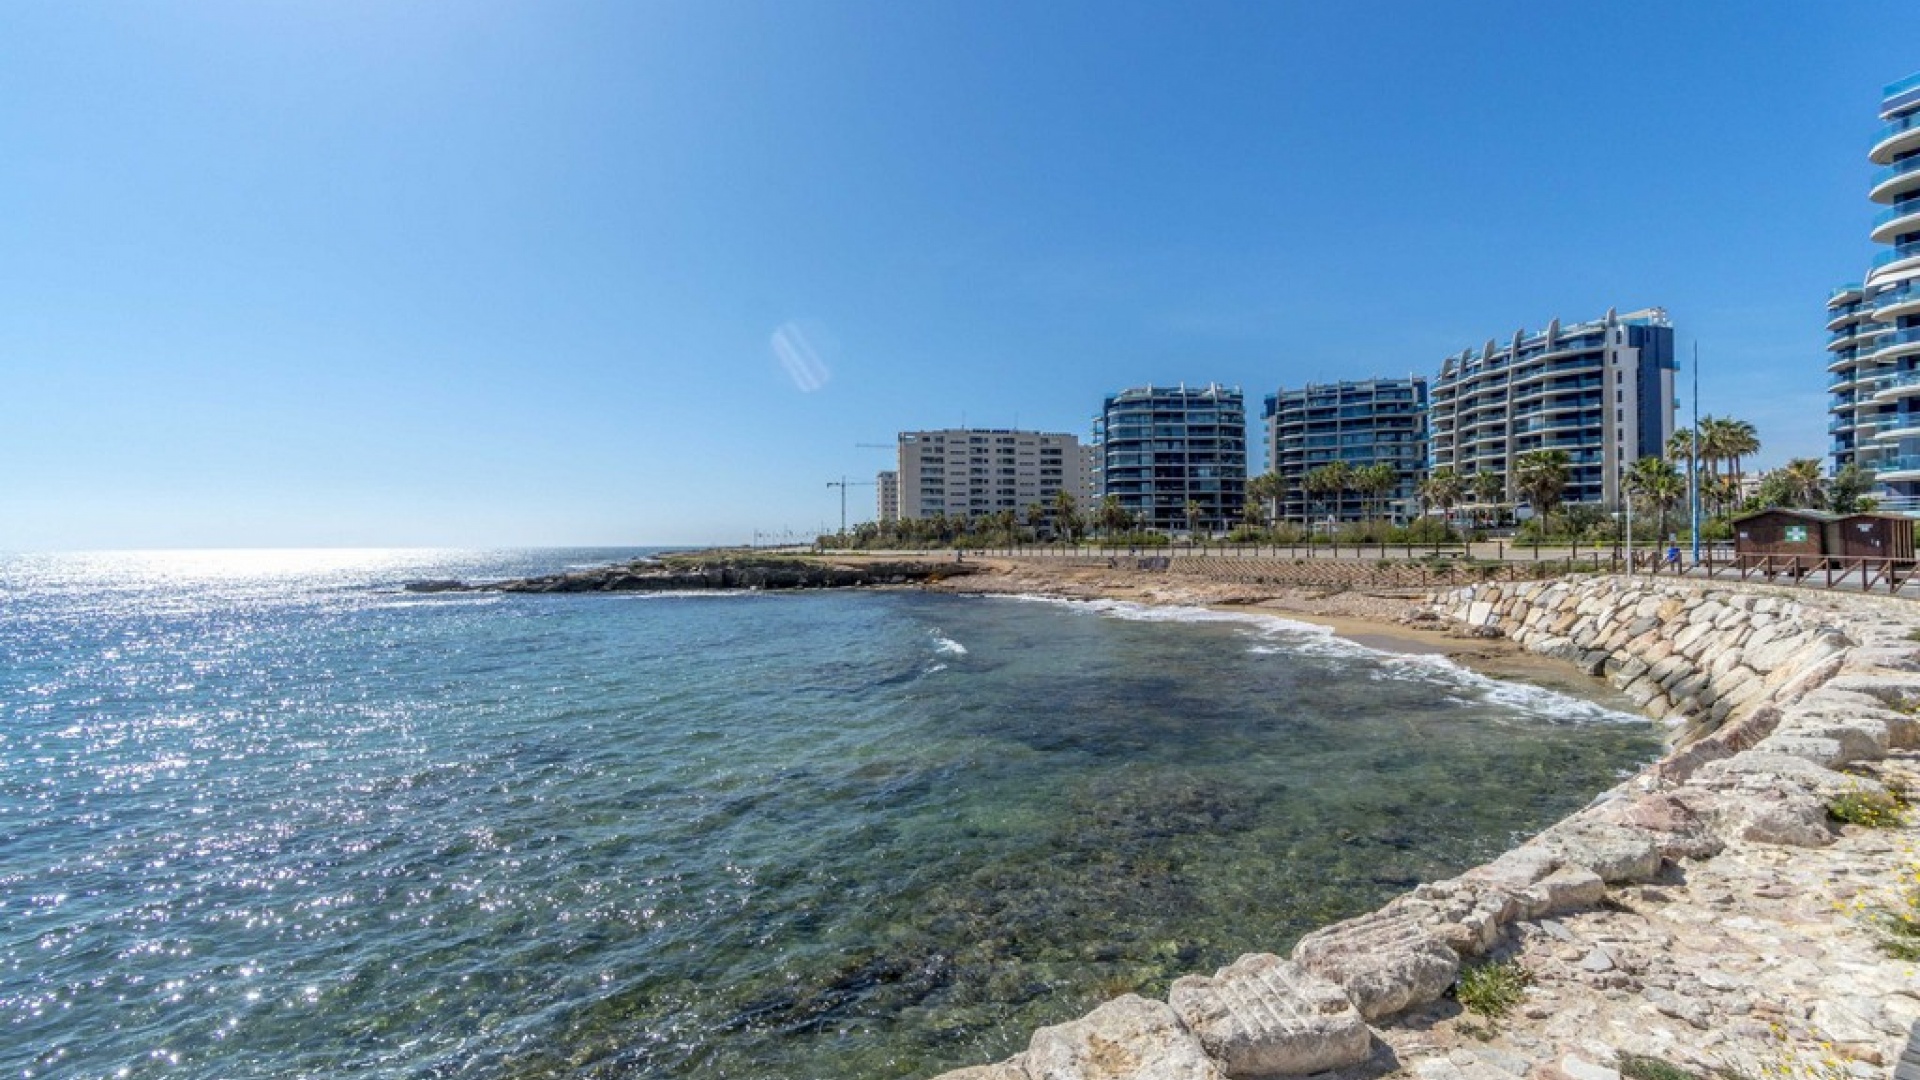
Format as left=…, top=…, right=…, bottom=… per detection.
left=893, top=429, right=1093, bottom=523
left=876, top=470, right=899, bottom=523
left=1093, top=384, right=1247, bottom=533
left=1262, top=378, right=1428, bottom=525
left=1828, top=72, right=1920, bottom=511
left=1430, top=308, right=1676, bottom=510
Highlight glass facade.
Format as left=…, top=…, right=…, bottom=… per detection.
left=1831, top=71, right=1920, bottom=512
left=1430, top=309, right=1677, bottom=511
left=1262, top=378, right=1428, bottom=524
left=1094, top=384, right=1248, bottom=533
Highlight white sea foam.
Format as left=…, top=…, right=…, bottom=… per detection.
left=984, top=592, right=1641, bottom=726
left=929, top=630, right=968, bottom=656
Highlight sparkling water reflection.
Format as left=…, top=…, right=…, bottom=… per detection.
left=0, top=550, right=1657, bottom=1079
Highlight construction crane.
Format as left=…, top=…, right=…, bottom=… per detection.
left=826, top=476, right=876, bottom=535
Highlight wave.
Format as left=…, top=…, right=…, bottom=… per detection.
left=983, top=592, right=1642, bottom=727
left=928, top=629, right=969, bottom=657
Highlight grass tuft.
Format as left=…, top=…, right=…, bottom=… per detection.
left=1616, top=1053, right=1703, bottom=1080
left=1455, top=959, right=1531, bottom=1019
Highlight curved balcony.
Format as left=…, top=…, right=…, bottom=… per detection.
left=1869, top=111, right=1920, bottom=165
left=1833, top=368, right=1877, bottom=391
left=1870, top=242, right=1920, bottom=281
left=1871, top=454, right=1920, bottom=481
left=1831, top=282, right=1865, bottom=304
left=1874, top=422, right=1920, bottom=442
left=1870, top=200, right=1920, bottom=245
left=1872, top=281, right=1920, bottom=321
left=1828, top=302, right=1872, bottom=332
left=1871, top=368, right=1920, bottom=400
left=1829, top=323, right=1879, bottom=350
left=1871, top=327, right=1920, bottom=364
left=1871, top=154, right=1920, bottom=203
left=1829, top=349, right=1870, bottom=374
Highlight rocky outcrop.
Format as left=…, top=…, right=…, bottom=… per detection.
left=923, top=576, right=1920, bottom=1080
left=405, top=556, right=980, bottom=594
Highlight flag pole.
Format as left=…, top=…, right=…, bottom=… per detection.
left=1689, top=342, right=1701, bottom=564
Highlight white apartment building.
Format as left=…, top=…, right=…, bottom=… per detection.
left=893, top=429, right=1096, bottom=522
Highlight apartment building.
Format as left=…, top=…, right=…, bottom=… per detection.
left=1828, top=72, right=1920, bottom=512
left=1262, top=377, right=1428, bottom=524
left=875, top=470, right=899, bottom=523
left=893, top=429, right=1095, bottom=522
left=1093, top=384, right=1247, bottom=533
left=1430, top=308, right=1676, bottom=510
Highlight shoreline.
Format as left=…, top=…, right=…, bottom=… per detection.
left=890, top=554, right=1920, bottom=1080
left=915, top=554, right=1637, bottom=710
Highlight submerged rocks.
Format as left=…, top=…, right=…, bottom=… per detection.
left=926, top=574, right=1920, bottom=1080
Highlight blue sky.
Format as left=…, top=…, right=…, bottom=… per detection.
left=2, top=1, right=1914, bottom=550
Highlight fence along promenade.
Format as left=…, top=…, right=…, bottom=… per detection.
left=974, top=541, right=1920, bottom=596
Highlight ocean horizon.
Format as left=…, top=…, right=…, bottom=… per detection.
left=0, top=548, right=1659, bottom=1079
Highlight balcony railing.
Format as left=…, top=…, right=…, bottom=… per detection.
left=1873, top=242, right=1920, bottom=269
left=1872, top=200, right=1920, bottom=232
left=1871, top=369, right=1920, bottom=394
left=1873, top=111, right=1920, bottom=151
left=1873, top=281, right=1920, bottom=314
left=1872, top=328, right=1920, bottom=358
left=1873, top=155, right=1920, bottom=193
left=1870, top=454, right=1920, bottom=474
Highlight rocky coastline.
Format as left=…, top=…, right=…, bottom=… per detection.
left=414, top=552, right=1920, bottom=1078
left=404, top=553, right=980, bottom=594
left=903, top=560, right=1920, bottom=1080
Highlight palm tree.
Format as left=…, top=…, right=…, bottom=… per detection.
left=1352, top=463, right=1398, bottom=523
left=1304, top=461, right=1353, bottom=528
left=1053, top=490, right=1082, bottom=544
left=1095, top=495, right=1132, bottom=539
left=1471, top=471, right=1505, bottom=527
left=1025, top=502, right=1048, bottom=543
left=1626, top=456, right=1685, bottom=538
left=1419, top=467, right=1467, bottom=531
left=1184, top=499, right=1206, bottom=538
left=1513, top=450, right=1571, bottom=531
left=1760, top=458, right=1827, bottom=510
left=1246, top=472, right=1285, bottom=528
left=1717, top=418, right=1760, bottom=486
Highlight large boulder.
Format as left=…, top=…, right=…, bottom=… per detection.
left=1168, top=953, right=1371, bottom=1078
left=1025, top=995, right=1223, bottom=1080
left=1532, top=819, right=1663, bottom=884
left=1291, top=906, right=1460, bottom=1020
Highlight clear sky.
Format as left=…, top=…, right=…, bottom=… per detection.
left=3, top=1, right=1914, bottom=550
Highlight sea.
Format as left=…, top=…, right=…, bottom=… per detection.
left=0, top=548, right=1659, bottom=1080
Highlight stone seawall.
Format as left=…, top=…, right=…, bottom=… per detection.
left=926, top=576, right=1920, bottom=1080
left=1426, top=577, right=1920, bottom=764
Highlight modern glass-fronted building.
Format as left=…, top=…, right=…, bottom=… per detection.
left=1828, top=72, right=1920, bottom=511
left=1094, top=384, right=1247, bottom=533
left=1262, top=378, right=1427, bottom=524
left=1430, top=308, right=1676, bottom=511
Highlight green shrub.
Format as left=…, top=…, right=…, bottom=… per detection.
left=1455, top=959, right=1531, bottom=1018
left=1827, top=787, right=1906, bottom=828
left=1616, top=1054, right=1703, bottom=1080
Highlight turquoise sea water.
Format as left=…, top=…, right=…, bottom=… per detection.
left=0, top=549, right=1659, bottom=1079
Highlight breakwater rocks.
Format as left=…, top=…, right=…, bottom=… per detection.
left=405, top=555, right=980, bottom=594
left=927, top=576, right=1920, bottom=1080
